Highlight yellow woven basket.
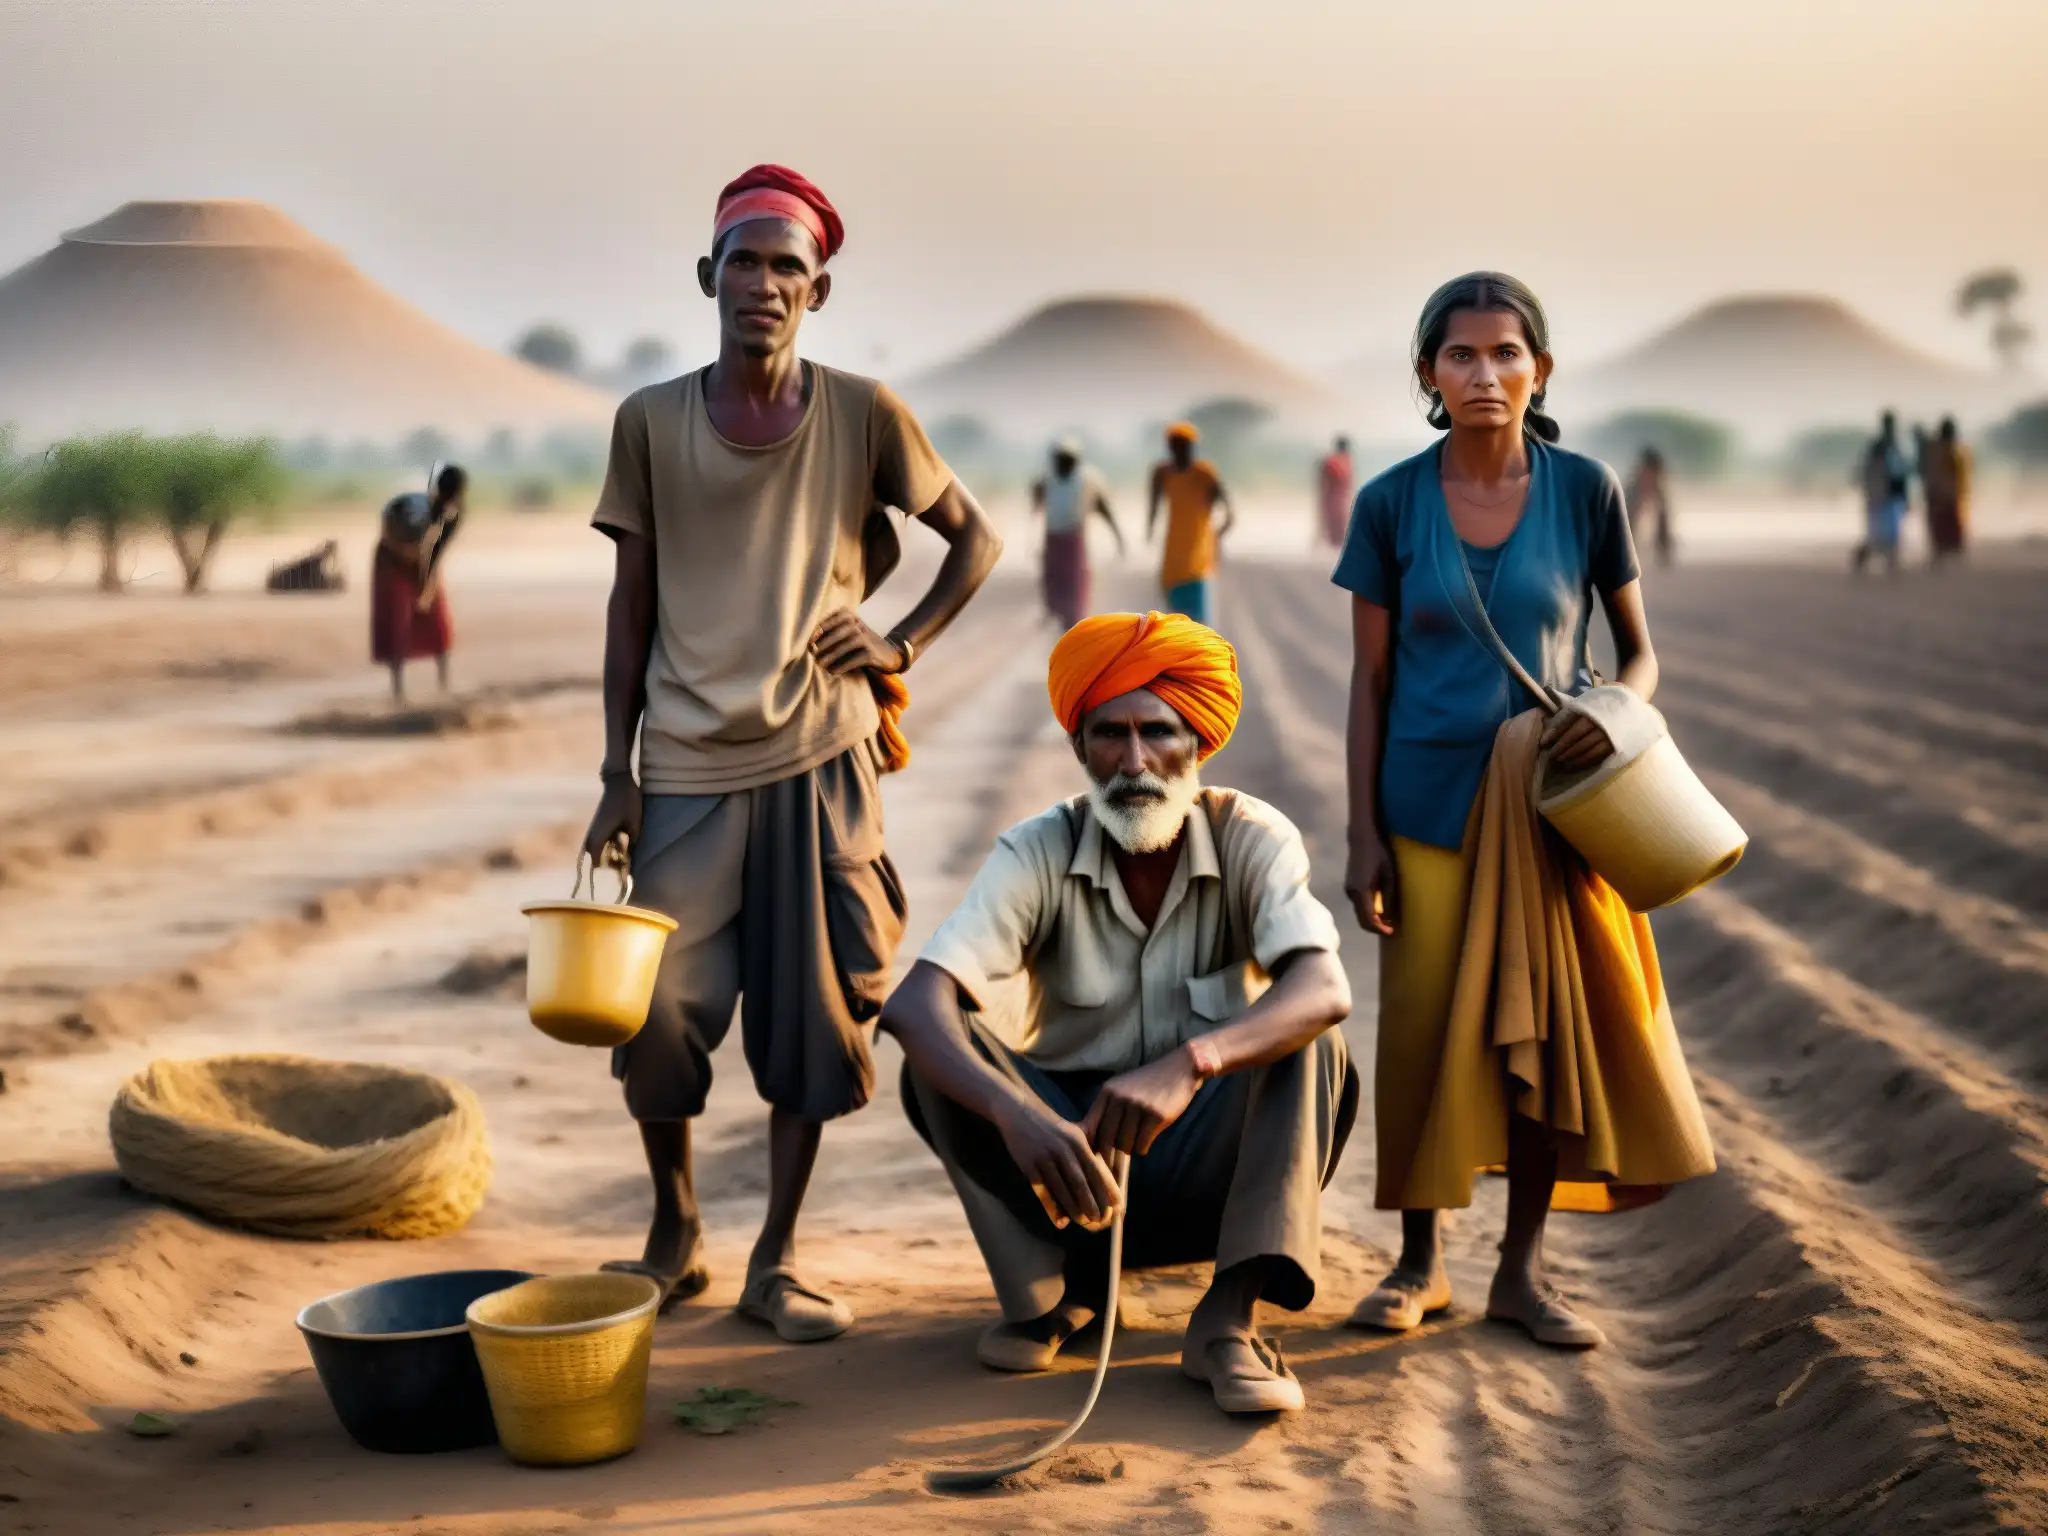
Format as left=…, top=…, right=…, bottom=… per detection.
left=466, top=1273, right=659, bottom=1466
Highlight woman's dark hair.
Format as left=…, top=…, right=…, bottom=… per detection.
left=434, top=463, right=469, bottom=502
left=1412, top=271, right=1560, bottom=443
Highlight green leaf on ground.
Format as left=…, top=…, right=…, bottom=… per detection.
left=127, top=1411, right=180, bottom=1438
left=671, top=1385, right=798, bottom=1436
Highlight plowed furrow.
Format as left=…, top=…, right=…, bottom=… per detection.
left=1658, top=887, right=2048, bottom=1337
left=1660, top=695, right=2048, bottom=918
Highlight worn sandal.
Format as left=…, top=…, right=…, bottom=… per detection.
left=1180, top=1332, right=1304, bottom=1415
left=736, top=1267, right=853, bottom=1343
left=976, top=1302, right=1097, bottom=1373
left=1485, top=1283, right=1606, bottom=1349
left=1348, top=1267, right=1453, bottom=1333
left=600, top=1255, right=711, bottom=1314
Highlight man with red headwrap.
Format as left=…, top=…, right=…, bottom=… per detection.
left=882, top=613, right=1359, bottom=1415
left=581, top=164, right=1001, bottom=1343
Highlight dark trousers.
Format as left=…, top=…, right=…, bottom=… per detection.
left=904, top=1023, right=1358, bottom=1320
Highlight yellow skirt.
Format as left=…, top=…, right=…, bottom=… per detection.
left=1374, top=836, right=1695, bottom=1213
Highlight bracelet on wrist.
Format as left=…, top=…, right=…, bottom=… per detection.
left=600, top=766, right=636, bottom=783
left=886, top=630, right=916, bottom=672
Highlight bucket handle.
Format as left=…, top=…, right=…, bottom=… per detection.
left=573, top=839, right=634, bottom=905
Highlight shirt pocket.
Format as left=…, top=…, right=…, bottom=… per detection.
left=1186, top=960, right=1264, bottom=1026
left=1049, top=951, right=1114, bottom=1011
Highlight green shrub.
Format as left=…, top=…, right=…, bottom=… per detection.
left=513, top=323, right=583, bottom=376
left=23, top=432, right=160, bottom=591
left=510, top=476, right=557, bottom=509
left=156, top=434, right=289, bottom=593
left=1780, top=425, right=1871, bottom=492
left=1579, top=410, right=1738, bottom=479
left=18, top=431, right=285, bottom=593
left=1988, top=400, right=2048, bottom=471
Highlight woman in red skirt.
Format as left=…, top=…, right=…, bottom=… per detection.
left=372, top=464, right=466, bottom=700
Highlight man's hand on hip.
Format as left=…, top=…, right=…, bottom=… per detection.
left=1083, top=1049, right=1202, bottom=1158
left=811, top=609, right=905, bottom=676
left=992, top=1094, right=1119, bottom=1232
left=583, top=776, right=643, bottom=864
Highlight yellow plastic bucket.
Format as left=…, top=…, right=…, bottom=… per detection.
left=466, top=1272, right=659, bottom=1466
left=520, top=852, right=676, bottom=1048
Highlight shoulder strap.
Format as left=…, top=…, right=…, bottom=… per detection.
left=1204, top=791, right=1251, bottom=967
left=1431, top=511, right=1561, bottom=717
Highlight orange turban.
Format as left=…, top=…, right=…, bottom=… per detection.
left=1047, top=612, right=1242, bottom=761
left=1166, top=421, right=1199, bottom=445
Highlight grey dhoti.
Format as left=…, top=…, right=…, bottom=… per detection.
left=614, top=744, right=906, bottom=1123
left=903, top=1021, right=1358, bottom=1322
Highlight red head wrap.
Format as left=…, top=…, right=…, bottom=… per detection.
left=713, top=164, right=844, bottom=262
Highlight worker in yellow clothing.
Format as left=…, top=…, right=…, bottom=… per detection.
left=1147, top=422, right=1235, bottom=626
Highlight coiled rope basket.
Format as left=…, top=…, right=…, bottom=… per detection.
left=108, top=1055, right=492, bottom=1240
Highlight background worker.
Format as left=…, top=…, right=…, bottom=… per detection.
left=1148, top=422, right=1234, bottom=627
left=371, top=463, right=466, bottom=700
left=1030, top=437, right=1122, bottom=630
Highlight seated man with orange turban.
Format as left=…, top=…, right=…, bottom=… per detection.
left=882, top=613, right=1358, bottom=1414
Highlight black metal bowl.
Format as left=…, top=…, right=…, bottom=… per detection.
left=297, top=1268, right=534, bottom=1453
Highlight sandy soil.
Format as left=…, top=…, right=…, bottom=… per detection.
left=4, top=510, right=2048, bottom=1534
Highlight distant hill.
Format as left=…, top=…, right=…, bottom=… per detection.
left=0, top=199, right=614, bottom=445
left=1567, top=295, right=2026, bottom=447
left=900, top=295, right=1349, bottom=442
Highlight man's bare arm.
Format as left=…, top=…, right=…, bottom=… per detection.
left=1212, top=478, right=1237, bottom=538
left=812, top=480, right=1001, bottom=676
left=882, top=961, right=1119, bottom=1227
left=1147, top=464, right=1165, bottom=541
left=881, top=962, right=1030, bottom=1125
left=892, top=480, right=1002, bottom=656
left=1081, top=949, right=1349, bottom=1156
left=1092, top=491, right=1126, bottom=557
left=582, top=531, right=655, bottom=859
left=1187, top=948, right=1348, bottom=1075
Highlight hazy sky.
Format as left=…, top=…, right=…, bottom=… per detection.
left=4, top=0, right=2043, bottom=391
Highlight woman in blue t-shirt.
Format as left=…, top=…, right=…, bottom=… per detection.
left=1332, top=273, right=1656, bottom=1349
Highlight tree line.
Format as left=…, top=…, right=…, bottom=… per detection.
left=0, top=429, right=286, bottom=594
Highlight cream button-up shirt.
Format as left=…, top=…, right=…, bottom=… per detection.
left=919, top=788, right=1343, bottom=1073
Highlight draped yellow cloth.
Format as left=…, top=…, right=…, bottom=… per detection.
left=1374, top=710, right=1716, bottom=1212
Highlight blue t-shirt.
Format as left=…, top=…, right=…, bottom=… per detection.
left=1330, top=439, right=1640, bottom=850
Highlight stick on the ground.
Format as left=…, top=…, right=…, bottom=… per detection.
left=925, top=1150, right=1133, bottom=1494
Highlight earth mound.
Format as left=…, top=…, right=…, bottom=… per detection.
left=0, top=199, right=613, bottom=443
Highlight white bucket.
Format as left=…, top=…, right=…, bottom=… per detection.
left=1440, top=524, right=1747, bottom=912
left=1535, top=720, right=1748, bottom=911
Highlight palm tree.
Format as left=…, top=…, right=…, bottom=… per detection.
left=1956, top=269, right=2031, bottom=371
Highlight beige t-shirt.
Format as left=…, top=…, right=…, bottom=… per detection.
left=919, top=788, right=1344, bottom=1073
left=592, top=364, right=953, bottom=793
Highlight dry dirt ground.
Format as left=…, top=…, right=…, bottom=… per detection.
left=3, top=513, right=2048, bottom=1534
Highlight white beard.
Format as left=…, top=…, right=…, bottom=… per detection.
left=1089, top=767, right=1201, bottom=854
